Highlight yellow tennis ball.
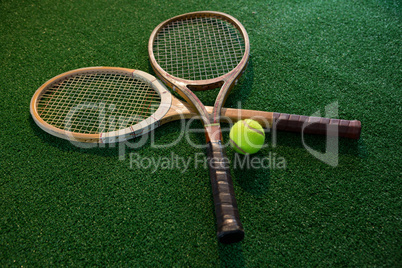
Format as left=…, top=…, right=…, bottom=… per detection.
left=229, top=119, right=265, bottom=155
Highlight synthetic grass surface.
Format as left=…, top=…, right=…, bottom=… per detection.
left=1, top=0, right=401, bottom=266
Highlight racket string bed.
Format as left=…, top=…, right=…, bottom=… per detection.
left=36, top=72, right=161, bottom=134
left=153, top=16, right=245, bottom=81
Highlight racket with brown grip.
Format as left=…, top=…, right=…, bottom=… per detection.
left=30, top=67, right=361, bottom=144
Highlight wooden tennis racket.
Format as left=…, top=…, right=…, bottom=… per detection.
left=30, top=66, right=361, bottom=243
left=148, top=11, right=360, bottom=243
left=30, top=67, right=361, bottom=143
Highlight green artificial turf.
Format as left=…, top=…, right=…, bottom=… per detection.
left=1, top=0, right=401, bottom=266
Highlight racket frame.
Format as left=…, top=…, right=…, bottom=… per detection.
left=149, top=11, right=250, bottom=128
left=149, top=11, right=250, bottom=244
left=30, top=67, right=172, bottom=143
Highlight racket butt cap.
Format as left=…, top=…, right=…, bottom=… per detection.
left=218, top=229, right=245, bottom=244
left=345, top=120, right=361, bottom=139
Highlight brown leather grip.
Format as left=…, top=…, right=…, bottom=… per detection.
left=273, top=113, right=361, bottom=139
left=206, top=141, right=244, bottom=244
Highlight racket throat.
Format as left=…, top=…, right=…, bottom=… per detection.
left=187, top=81, right=224, bottom=91
left=204, top=123, right=223, bottom=143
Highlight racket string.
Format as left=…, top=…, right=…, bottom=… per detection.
left=153, top=16, right=245, bottom=81
left=37, top=73, right=161, bottom=134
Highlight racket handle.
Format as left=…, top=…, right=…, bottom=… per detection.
left=273, top=113, right=361, bottom=139
left=221, top=108, right=361, bottom=139
left=206, top=141, right=244, bottom=244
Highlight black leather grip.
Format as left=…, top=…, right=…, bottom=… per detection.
left=206, top=141, right=244, bottom=244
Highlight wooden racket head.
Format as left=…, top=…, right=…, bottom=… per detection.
left=148, top=11, right=250, bottom=119
left=30, top=67, right=173, bottom=143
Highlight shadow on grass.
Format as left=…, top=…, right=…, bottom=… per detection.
left=218, top=242, right=245, bottom=268
left=28, top=114, right=171, bottom=158
left=271, top=130, right=365, bottom=158
left=231, top=152, right=271, bottom=196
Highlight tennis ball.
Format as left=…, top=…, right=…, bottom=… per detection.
left=229, top=119, right=265, bottom=155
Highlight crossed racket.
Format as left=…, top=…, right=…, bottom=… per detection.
left=30, top=11, right=361, bottom=244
